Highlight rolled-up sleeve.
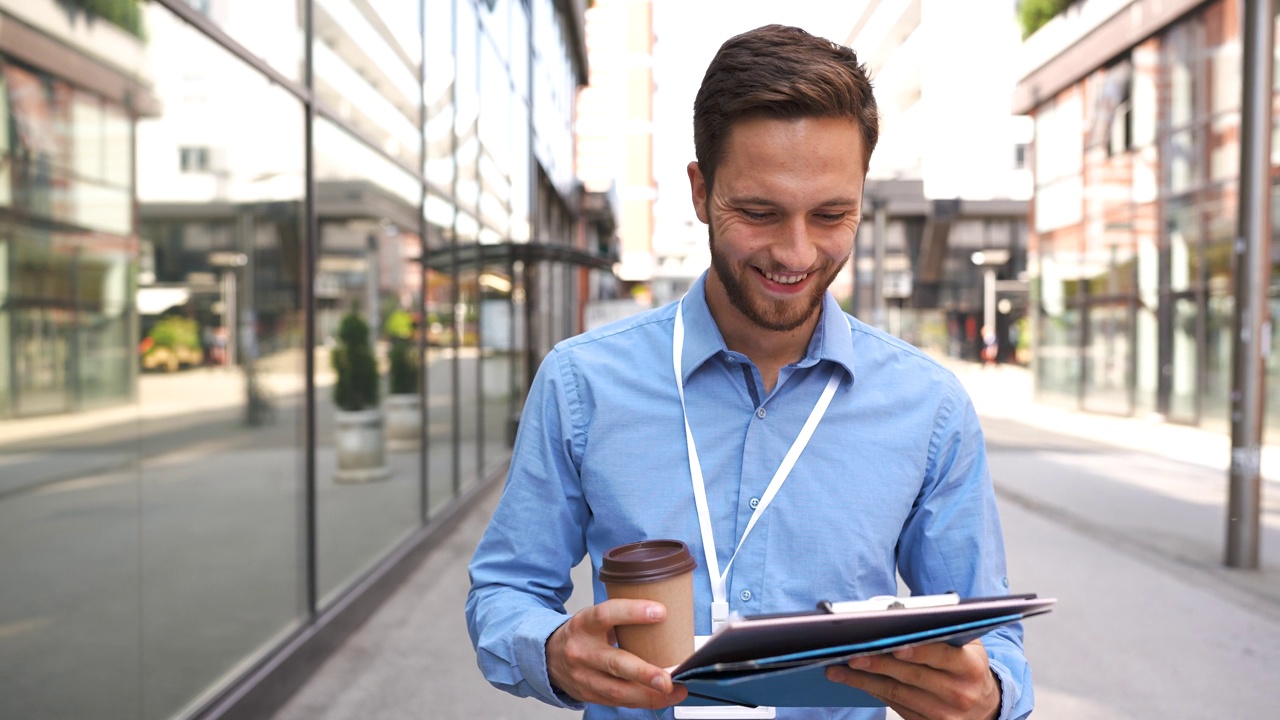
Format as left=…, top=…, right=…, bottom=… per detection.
left=465, top=348, right=589, bottom=708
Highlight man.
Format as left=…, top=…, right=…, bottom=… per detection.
left=466, top=24, right=1032, bottom=720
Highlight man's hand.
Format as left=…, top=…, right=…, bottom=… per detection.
left=546, top=599, right=690, bottom=709
left=824, top=640, right=1001, bottom=720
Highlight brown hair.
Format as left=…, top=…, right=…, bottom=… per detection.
left=693, top=24, right=879, bottom=192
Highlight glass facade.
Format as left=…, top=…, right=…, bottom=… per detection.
left=1028, top=0, right=1280, bottom=441
left=0, top=0, right=610, bottom=718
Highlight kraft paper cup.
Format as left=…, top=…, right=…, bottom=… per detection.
left=600, top=539, right=697, bottom=668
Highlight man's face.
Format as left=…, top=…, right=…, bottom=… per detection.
left=688, top=116, right=865, bottom=335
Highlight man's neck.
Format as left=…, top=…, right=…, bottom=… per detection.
left=704, top=286, right=821, bottom=395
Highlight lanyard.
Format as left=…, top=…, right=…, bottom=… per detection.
left=673, top=298, right=842, bottom=632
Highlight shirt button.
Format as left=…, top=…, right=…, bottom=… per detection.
left=755, top=407, right=766, bottom=419
left=749, top=497, right=760, bottom=509
left=740, top=589, right=753, bottom=601
left=725, top=354, right=738, bottom=364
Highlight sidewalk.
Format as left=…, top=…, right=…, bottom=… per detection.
left=268, top=359, right=1280, bottom=720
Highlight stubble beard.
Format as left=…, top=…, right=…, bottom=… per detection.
left=708, top=222, right=846, bottom=333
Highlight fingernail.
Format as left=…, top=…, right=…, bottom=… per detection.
left=651, top=676, right=668, bottom=691
left=826, top=666, right=846, bottom=682
left=646, top=605, right=666, bottom=620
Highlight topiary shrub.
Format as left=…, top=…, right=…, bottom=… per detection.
left=331, top=312, right=379, bottom=411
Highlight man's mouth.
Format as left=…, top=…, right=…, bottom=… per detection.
left=761, top=270, right=809, bottom=285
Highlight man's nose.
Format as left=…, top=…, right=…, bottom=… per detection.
left=772, top=217, right=819, bottom=270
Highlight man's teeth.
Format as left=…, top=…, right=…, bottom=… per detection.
left=763, top=271, right=807, bottom=285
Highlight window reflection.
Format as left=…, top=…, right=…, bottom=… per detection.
left=136, top=8, right=307, bottom=718
left=313, top=0, right=421, bottom=168
left=314, top=116, right=423, bottom=606
left=178, top=0, right=305, bottom=83
left=481, top=263, right=515, bottom=474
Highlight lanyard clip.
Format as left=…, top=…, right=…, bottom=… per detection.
left=711, top=600, right=729, bottom=633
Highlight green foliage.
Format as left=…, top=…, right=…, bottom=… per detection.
left=148, top=316, right=198, bottom=351
left=67, top=0, right=147, bottom=39
left=387, top=336, right=419, bottom=395
left=385, top=309, right=414, bottom=339
left=1018, top=0, right=1073, bottom=39
left=331, top=312, right=379, bottom=411
left=384, top=309, right=419, bottom=395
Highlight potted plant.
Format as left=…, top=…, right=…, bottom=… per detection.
left=331, top=311, right=389, bottom=482
left=384, top=309, right=421, bottom=450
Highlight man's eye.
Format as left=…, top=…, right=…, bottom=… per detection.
left=741, top=210, right=771, bottom=221
left=816, top=213, right=847, bottom=222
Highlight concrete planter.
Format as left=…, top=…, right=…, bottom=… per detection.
left=384, top=393, right=421, bottom=451
left=334, top=408, right=390, bottom=482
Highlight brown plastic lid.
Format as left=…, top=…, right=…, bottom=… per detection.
left=599, top=539, right=697, bottom=584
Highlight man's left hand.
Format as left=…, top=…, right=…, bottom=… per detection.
left=824, top=640, right=1000, bottom=720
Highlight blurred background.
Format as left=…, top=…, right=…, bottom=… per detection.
left=1, top=0, right=1279, bottom=719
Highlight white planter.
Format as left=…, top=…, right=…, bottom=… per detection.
left=385, top=393, right=421, bottom=451
left=334, top=408, right=390, bottom=482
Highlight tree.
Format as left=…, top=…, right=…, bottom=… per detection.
left=1018, top=0, right=1074, bottom=39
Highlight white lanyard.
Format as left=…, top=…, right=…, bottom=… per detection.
left=673, top=298, right=842, bottom=632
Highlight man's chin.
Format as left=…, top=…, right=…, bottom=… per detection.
left=739, top=298, right=820, bottom=333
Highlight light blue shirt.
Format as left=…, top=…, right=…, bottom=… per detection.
left=466, top=273, right=1032, bottom=719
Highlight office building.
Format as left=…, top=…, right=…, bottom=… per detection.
left=1015, top=0, right=1280, bottom=436
left=845, top=0, right=1034, bottom=360
left=0, top=0, right=611, bottom=718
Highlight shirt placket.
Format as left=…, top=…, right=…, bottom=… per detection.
left=731, top=371, right=776, bottom=615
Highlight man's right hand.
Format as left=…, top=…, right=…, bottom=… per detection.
left=546, top=599, right=690, bottom=708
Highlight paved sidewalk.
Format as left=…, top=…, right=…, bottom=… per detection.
left=269, top=359, right=1280, bottom=720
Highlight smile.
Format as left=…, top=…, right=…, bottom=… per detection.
left=761, top=270, right=809, bottom=285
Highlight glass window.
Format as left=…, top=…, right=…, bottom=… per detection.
left=424, top=0, right=456, bottom=190
left=179, top=0, right=305, bottom=83
left=1083, top=302, right=1132, bottom=415
left=1, top=4, right=310, bottom=718
left=313, top=116, right=424, bottom=606
left=479, top=38, right=512, bottom=238
left=135, top=8, right=308, bottom=718
left=457, top=264, right=483, bottom=493
left=1168, top=294, right=1201, bottom=422
left=1034, top=235, right=1081, bottom=408
left=423, top=208, right=456, bottom=514
left=1203, top=292, right=1233, bottom=431
left=313, top=0, right=422, bottom=168
left=480, top=261, right=515, bottom=471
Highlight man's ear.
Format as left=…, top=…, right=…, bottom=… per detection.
left=687, top=162, right=709, bottom=224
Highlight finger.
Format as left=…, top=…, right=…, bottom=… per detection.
left=890, top=639, right=989, bottom=672
left=550, top=611, right=674, bottom=705
left=568, top=664, right=688, bottom=709
left=825, top=665, right=938, bottom=718
left=581, top=598, right=668, bottom=634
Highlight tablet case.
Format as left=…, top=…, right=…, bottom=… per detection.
left=673, top=594, right=1055, bottom=708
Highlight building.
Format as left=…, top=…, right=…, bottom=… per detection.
left=1015, top=0, right=1280, bottom=438
left=575, top=0, right=656, bottom=296
left=845, top=0, right=1034, bottom=360
left=0, top=1, right=613, bottom=718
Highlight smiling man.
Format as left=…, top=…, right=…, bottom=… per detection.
left=467, top=24, right=1033, bottom=720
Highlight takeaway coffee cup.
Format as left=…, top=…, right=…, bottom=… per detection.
left=599, top=539, right=697, bottom=668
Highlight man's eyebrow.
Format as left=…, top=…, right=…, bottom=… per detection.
left=726, top=195, right=862, bottom=208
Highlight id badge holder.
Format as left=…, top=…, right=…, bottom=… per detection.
left=674, top=636, right=776, bottom=719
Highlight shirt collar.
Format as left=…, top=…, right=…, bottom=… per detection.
left=677, top=271, right=857, bottom=384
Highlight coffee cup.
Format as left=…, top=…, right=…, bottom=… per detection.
left=599, top=539, right=697, bottom=668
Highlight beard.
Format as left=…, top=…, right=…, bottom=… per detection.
left=708, top=221, right=848, bottom=333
